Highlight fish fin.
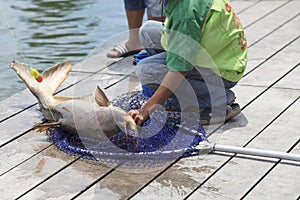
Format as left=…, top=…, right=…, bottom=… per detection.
left=55, top=93, right=97, bottom=104
left=42, top=61, right=72, bottom=95
left=75, top=93, right=95, bottom=102
left=33, top=122, right=60, bottom=132
left=10, top=60, right=71, bottom=100
left=54, top=96, right=73, bottom=102
left=10, top=60, right=40, bottom=96
left=95, top=86, right=111, bottom=107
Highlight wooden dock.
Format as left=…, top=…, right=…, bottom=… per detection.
left=0, top=0, right=299, bottom=199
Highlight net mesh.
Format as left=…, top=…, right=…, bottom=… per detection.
left=47, top=91, right=208, bottom=167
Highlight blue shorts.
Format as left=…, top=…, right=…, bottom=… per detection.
left=124, top=0, right=164, bottom=17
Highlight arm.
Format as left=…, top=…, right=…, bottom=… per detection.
left=129, top=70, right=188, bottom=125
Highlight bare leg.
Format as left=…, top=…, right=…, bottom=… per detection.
left=125, top=14, right=165, bottom=51
left=107, top=10, right=165, bottom=58
left=107, top=10, right=145, bottom=58
left=125, top=9, right=145, bottom=51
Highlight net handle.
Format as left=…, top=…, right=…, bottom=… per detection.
left=176, top=121, right=300, bottom=162
left=212, top=144, right=300, bottom=162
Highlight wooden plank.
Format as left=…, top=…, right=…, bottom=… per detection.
left=58, top=71, right=96, bottom=93
left=105, top=74, right=141, bottom=100
left=243, top=1, right=300, bottom=46
left=0, top=90, right=36, bottom=122
left=18, top=160, right=116, bottom=200
left=101, top=56, right=136, bottom=75
left=187, top=96, right=299, bottom=200
left=23, top=164, right=159, bottom=200
left=0, top=145, right=76, bottom=200
left=131, top=88, right=299, bottom=200
left=0, top=105, right=42, bottom=147
left=71, top=52, right=120, bottom=73
left=274, top=57, right=300, bottom=90
left=244, top=144, right=300, bottom=200
left=244, top=4, right=300, bottom=74
left=76, top=153, right=234, bottom=200
left=239, top=37, right=300, bottom=87
left=210, top=35, right=300, bottom=145
left=235, top=0, right=289, bottom=29
left=58, top=73, right=127, bottom=97
left=231, top=0, right=261, bottom=14
left=0, top=130, right=50, bottom=176
left=246, top=20, right=300, bottom=74
left=232, top=37, right=300, bottom=111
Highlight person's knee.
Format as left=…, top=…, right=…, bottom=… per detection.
left=139, top=21, right=163, bottom=52
left=136, top=58, right=157, bottom=85
left=136, top=61, right=147, bottom=84
left=139, top=21, right=159, bottom=41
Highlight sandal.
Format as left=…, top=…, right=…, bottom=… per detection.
left=106, top=44, right=142, bottom=58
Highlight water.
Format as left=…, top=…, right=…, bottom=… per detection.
left=0, top=0, right=127, bottom=101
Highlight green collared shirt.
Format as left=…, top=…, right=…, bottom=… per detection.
left=161, top=0, right=248, bottom=82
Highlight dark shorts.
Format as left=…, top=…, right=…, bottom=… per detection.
left=124, top=0, right=146, bottom=10
left=124, top=0, right=164, bottom=17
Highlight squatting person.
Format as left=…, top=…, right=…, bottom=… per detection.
left=129, top=0, right=248, bottom=125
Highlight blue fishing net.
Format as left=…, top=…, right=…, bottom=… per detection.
left=47, top=90, right=207, bottom=167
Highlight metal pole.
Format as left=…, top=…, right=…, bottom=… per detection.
left=213, top=144, right=300, bottom=162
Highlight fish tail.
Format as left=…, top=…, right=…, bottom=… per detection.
left=10, top=60, right=72, bottom=97
left=40, top=61, right=72, bottom=95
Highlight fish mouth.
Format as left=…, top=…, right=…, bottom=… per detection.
left=9, top=60, right=18, bottom=67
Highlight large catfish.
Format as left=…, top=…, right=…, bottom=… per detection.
left=10, top=60, right=137, bottom=140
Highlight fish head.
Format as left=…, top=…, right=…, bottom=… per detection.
left=110, top=107, right=137, bottom=132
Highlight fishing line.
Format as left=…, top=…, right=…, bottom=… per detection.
left=0, top=5, right=59, bottom=122
left=0, top=5, right=28, bottom=64
left=0, top=5, right=43, bottom=82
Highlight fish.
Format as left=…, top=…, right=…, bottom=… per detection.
left=9, top=60, right=137, bottom=140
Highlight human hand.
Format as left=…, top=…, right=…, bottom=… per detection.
left=128, top=108, right=150, bottom=126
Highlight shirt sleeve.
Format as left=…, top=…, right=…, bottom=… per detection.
left=166, top=18, right=202, bottom=72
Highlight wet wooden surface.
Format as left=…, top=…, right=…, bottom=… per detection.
left=0, top=0, right=299, bottom=199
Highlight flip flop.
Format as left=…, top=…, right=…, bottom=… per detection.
left=106, top=44, right=142, bottom=58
